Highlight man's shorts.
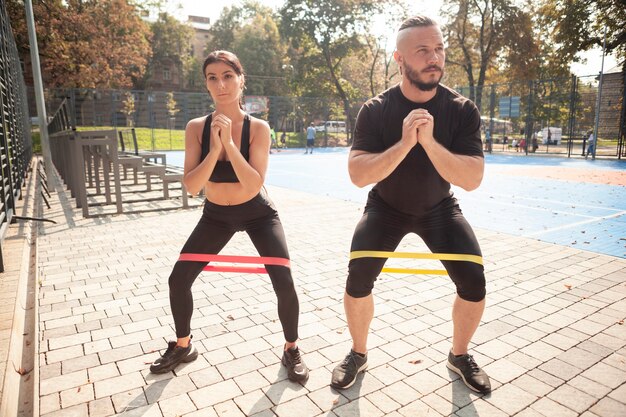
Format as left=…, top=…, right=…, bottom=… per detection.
left=346, top=190, right=486, bottom=302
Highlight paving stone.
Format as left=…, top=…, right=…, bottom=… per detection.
left=530, top=397, right=579, bottom=417
left=485, top=383, right=538, bottom=415
left=188, top=379, right=243, bottom=409
left=41, top=369, right=89, bottom=396
left=88, top=397, right=115, bottom=417
left=158, top=393, right=197, bottom=417
left=40, top=403, right=89, bottom=417
left=547, top=383, right=599, bottom=414
left=94, top=372, right=145, bottom=399
left=233, top=389, right=274, bottom=415
left=581, top=362, right=626, bottom=389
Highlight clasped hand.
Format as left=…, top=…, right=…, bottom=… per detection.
left=401, top=109, right=435, bottom=148
left=210, top=113, right=234, bottom=153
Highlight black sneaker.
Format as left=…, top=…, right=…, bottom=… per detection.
left=150, top=339, right=198, bottom=374
left=330, top=349, right=368, bottom=389
left=281, top=346, right=309, bottom=383
left=446, top=351, right=491, bottom=394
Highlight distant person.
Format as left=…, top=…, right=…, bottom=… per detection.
left=531, top=133, right=538, bottom=153
left=586, top=131, right=595, bottom=159
left=149, top=50, right=309, bottom=383
left=519, top=137, right=526, bottom=152
left=269, top=123, right=277, bottom=153
left=547, top=128, right=552, bottom=144
left=280, top=131, right=287, bottom=148
left=512, top=138, right=518, bottom=151
left=305, top=122, right=316, bottom=154
left=330, top=15, right=491, bottom=394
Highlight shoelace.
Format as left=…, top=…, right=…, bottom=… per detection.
left=161, top=342, right=178, bottom=359
left=288, top=348, right=302, bottom=365
left=465, top=355, right=481, bottom=374
left=340, top=351, right=357, bottom=369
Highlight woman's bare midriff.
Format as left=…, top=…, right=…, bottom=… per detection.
left=204, top=182, right=261, bottom=206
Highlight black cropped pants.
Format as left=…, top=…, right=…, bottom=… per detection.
left=168, top=191, right=299, bottom=342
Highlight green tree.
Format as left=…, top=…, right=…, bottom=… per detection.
left=280, top=0, right=386, bottom=142
left=539, top=0, right=626, bottom=67
left=140, top=12, right=193, bottom=89
left=443, top=0, right=530, bottom=110
left=8, top=0, right=151, bottom=89
left=207, top=1, right=270, bottom=53
left=121, top=92, right=136, bottom=126
left=232, top=12, right=288, bottom=96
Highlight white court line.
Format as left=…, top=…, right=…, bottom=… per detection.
left=456, top=193, right=614, bottom=219
left=522, top=210, right=626, bottom=237
left=456, top=189, right=625, bottom=213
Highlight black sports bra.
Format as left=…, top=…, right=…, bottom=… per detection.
left=200, top=114, right=251, bottom=183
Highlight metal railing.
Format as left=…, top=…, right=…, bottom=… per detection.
left=0, top=2, right=34, bottom=272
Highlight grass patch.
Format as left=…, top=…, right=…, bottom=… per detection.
left=74, top=126, right=349, bottom=150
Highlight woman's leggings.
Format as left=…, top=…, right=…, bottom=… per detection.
left=168, top=192, right=299, bottom=342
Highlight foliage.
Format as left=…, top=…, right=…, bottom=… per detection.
left=166, top=92, right=179, bottom=117
left=280, top=0, right=387, bottom=141
left=232, top=12, right=288, bottom=96
left=443, top=0, right=532, bottom=110
left=134, top=12, right=194, bottom=89
left=207, top=1, right=271, bottom=53
left=7, top=0, right=151, bottom=89
left=538, top=0, right=626, bottom=66
left=121, top=92, right=136, bottom=127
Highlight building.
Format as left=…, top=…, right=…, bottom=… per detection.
left=188, top=15, right=211, bottom=63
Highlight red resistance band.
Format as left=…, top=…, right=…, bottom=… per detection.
left=178, top=253, right=291, bottom=274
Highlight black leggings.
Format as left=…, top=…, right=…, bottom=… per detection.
left=347, top=191, right=486, bottom=302
left=168, top=191, right=299, bottom=342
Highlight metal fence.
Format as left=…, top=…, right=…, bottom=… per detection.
left=0, top=2, right=34, bottom=271
left=28, top=72, right=625, bottom=158
left=457, top=73, right=625, bottom=158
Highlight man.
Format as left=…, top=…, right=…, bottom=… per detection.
left=306, top=122, right=316, bottom=154
left=330, top=15, right=491, bottom=394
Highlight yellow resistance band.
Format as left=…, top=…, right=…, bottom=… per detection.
left=350, top=250, right=483, bottom=276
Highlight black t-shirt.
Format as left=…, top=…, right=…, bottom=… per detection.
left=352, top=84, right=483, bottom=215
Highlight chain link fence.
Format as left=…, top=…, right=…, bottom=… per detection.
left=28, top=72, right=625, bottom=158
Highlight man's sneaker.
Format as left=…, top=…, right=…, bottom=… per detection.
left=281, top=346, right=309, bottom=382
left=150, top=339, right=198, bottom=374
left=330, top=350, right=368, bottom=389
left=446, top=351, right=491, bottom=394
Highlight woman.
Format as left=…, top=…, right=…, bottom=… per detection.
left=150, top=51, right=308, bottom=383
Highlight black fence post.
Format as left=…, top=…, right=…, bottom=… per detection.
left=566, top=74, right=578, bottom=158
left=619, top=70, right=626, bottom=159
left=524, top=80, right=534, bottom=155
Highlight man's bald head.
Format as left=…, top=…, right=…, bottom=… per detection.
left=396, top=15, right=439, bottom=50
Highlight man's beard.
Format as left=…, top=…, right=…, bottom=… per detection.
left=404, top=62, right=443, bottom=91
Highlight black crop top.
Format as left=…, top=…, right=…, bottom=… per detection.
left=200, top=114, right=251, bottom=183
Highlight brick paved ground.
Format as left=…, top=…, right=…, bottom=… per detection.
left=36, top=180, right=626, bottom=416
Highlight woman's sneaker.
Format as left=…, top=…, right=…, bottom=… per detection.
left=330, top=349, right=368, bottom=389
left=446, top=350, right=491, bottom=394
left=150, top=340, right=198, bottom=374
left=281, top=346, right=309, bottom=382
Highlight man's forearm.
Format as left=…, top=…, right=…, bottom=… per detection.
left=421, top=140, right=484, bottom=191
left=348, top=141, right=413, bottom=187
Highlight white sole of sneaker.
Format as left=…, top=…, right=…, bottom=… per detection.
left=446, top=361, right=485, bottom=393
left=331, top=362, right=368, bottom=390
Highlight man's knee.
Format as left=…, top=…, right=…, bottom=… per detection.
left=454, top=269, right=486, bottom=302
